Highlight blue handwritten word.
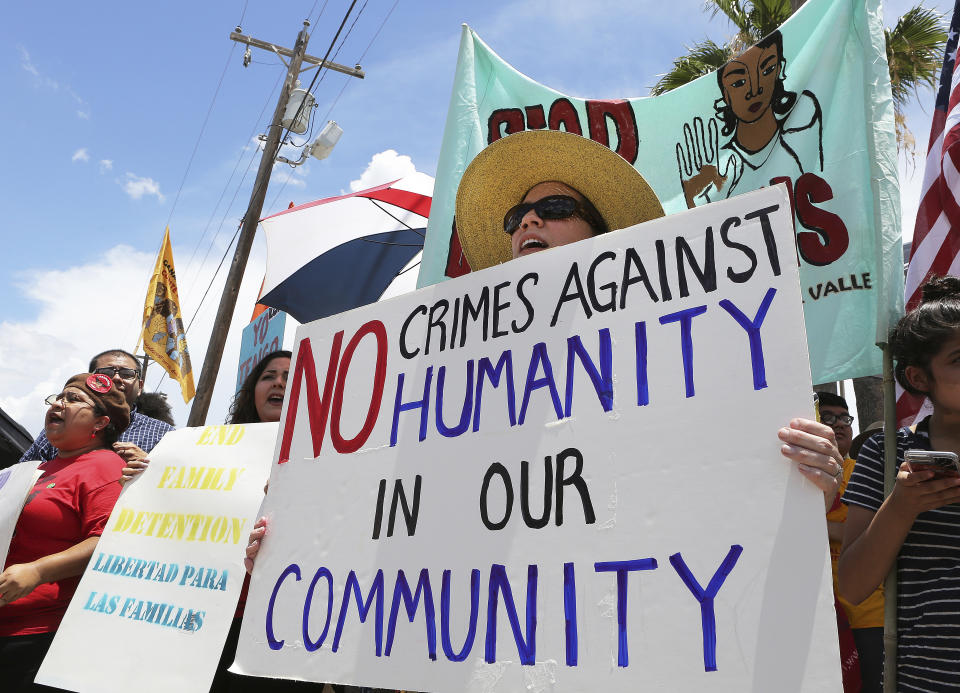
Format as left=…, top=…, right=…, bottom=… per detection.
left=265, top=548, right=743, bottom=669
left=390, top=291, right=776, bottom=447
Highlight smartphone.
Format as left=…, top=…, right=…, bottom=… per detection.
left=904, top=449, right=960, bottom=479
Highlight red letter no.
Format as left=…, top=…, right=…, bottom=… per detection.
left=277, top=320, right=388, bottom=463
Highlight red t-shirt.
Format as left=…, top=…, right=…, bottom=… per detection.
left=0, top=448, right=124, bottom=636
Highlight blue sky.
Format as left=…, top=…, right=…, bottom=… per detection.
left=0, top=0, right=951, bottom=435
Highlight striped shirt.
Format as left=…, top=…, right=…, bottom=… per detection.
left=843, top=417, right=960, bottom=691
left=19, top=408, right=174, bottom=463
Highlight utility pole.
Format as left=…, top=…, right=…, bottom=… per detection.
left=187, top=20, right=362, bottom=426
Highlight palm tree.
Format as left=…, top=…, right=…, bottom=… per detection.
left=651, top=0, right=946, bottom=147
left=651, top=0, right=947, bottom=424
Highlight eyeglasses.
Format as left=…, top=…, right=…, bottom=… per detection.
left=93, top=366, right=140, bottom=381
left=821, top=413, right=854, bottom=427
left=45, top=392, right=95, bottom=407
left=503, top=195, right=605, bottom=235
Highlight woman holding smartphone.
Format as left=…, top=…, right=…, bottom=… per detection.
left=839, top=275, right=960, bottom=691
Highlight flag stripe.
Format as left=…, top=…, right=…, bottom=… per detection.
left=899, top=0, right=960, bottom=423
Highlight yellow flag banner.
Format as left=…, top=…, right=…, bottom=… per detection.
left=141, top=228, right=195, bottom=403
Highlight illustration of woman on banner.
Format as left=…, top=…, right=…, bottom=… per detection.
left=676, top=30, right=823, bottom=208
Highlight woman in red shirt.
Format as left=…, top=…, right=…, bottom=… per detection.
left=0, top=373, right=130, bottom=691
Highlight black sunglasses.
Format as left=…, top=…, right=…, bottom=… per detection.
left=503, top=195, right=605, bottom=235
left=93, top=366, right=140, bottom=381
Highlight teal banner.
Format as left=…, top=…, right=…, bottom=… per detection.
left=420, top=0, right=904, bottom=383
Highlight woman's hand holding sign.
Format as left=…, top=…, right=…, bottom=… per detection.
left=245, top=516, right=267, bottom=575
left=779, top=418, right=843, bottom=508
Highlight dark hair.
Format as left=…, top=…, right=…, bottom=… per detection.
left=890, top=275, right=960, bottom=396
left=714, top=30, right=797, bottom=138
left=816, top=391, right=848, bottom=411
left=89, top=349, right=143, bottom=375
left=89, top=401, right=121, bottom=447
left=227, top=350, right=292, bottom=424
left=136, top=392, right=175, bottom=426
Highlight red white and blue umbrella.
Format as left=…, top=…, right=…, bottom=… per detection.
left=258, top=175, right=432, bottom=323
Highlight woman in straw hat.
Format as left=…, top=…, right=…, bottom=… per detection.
left=454, top=128, right=844, bottom=503
left=454, top=129, right=664, bottom=270
left=0, top=372, right=130, bottom=691
left=239, top=132, right=846, bottom=682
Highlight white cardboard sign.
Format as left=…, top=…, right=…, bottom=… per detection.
left=36, top=423, right=276, bottom=693
left=0, top=460, right=43, bottom=570
left=235, top=187, right=841, bottom=692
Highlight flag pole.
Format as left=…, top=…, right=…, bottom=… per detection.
left=881, top=342, right=898, bottom=693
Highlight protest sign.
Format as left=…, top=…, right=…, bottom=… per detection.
left=0, top=460, right=42, bottom=569
left=237, top=307, right=287, bottom=392
left=419, top=0, right=903, bottom=384
left=234, top=186, right=841, bottom=692
left=36, top=423, right=276, bottom=693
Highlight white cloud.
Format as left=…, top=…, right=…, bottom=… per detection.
left=121, top=173, right=165, bottom=202
left=71, top=148, right=89, bottom=163
left=0, top=246, right=156, bottom=435
left=349, top=150, right=417, bottom=192
left=18, top=46, right=40, bottom=78
left=0, top=238, right=284, bottom=438
left=99, top=159, right=113, bottom=173
left=18, top=45, right=90, bottom=120
left=271, top=164, right=309, bottom=189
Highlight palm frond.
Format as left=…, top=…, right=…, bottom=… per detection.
left=745, top=0, right=793, bottom=41
left=651, top=0, right=946, bottom=148
left=885, top=5, right=947, bottom=112
left=704, top=0, right=751, bottom=32
left=651, top=39, right=734, bottom=95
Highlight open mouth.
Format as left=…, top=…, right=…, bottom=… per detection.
left=45, top=411, right=65, bottom=426
left=520, top=238, right=548, bottom=252
left=267, top=394, right=284, bottom=406
left=748, top=102, right=762, bottom=113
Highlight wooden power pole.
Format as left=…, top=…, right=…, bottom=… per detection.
left=187, top=20, right=363, bottom=426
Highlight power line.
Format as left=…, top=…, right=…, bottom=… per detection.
left=267, top=0, right=399, bottom=212
left=265, top=0, right=361, bottom=213
left=358, top=0, right=400, bottom=64
left=316, top=0, right=401, bottom=125
left=130, top=42, right=240, bottom=356
left=169, top=7, right=368, bottom=390
left=184, top=71, right=284, bottom=279
left=139, top=0, right=252, bottom=375
left=163, top=44, right=238, bottom=233
left=308, top=0, right=330, bottom=25
left=155, top=221, right=243, bottom=392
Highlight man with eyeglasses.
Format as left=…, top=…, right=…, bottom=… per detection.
left=818, top=390, right=884, bottom=693
left=19, top=349, right=173, bottom=464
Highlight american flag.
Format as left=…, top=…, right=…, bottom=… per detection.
left=898, top=2, right=960, bottom=424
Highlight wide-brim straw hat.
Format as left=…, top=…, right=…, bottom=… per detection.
left=455, top=129, right=665, bottom=271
